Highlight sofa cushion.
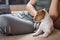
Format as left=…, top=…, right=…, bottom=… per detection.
left=0, top=29, right=60, bottom=40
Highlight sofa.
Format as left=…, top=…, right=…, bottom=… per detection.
left=0, top=29, right=60, bottom=40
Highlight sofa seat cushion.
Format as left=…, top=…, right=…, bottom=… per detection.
left=0, top=29, right=60, bottom=40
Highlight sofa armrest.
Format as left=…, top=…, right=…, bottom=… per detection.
left=10, top=5, right=27, bottom=11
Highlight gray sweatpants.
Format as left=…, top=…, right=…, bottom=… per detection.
left=0, top=11, right=34, bottom=36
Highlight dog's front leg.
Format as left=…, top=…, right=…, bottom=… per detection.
left=31, top=27, right=42, bottom=37
left=36, top=22, right=40, bottom=29
left=39, top=31, right=51, bottom=38
left=34, top=22, right=37, bottom=29
left=34, top=23, right=40, bottom=32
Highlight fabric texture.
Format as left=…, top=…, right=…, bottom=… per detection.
left=0, top=11, right=34, bottom=35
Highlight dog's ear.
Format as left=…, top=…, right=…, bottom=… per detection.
left=42, top=8, right=46, bottom=11
left=39, top=10, right=46, bottom=16
left=37, top=9, right=46, bottom=14
left=41, top=10, right=46, bottom=14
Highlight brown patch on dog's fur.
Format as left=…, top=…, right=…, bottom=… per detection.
left=34, top=10, right=46, bottom=22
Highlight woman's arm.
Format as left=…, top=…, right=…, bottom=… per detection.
left=26, top=0, right=37, bottom=16
left=49, top=0, right=59, bottom=22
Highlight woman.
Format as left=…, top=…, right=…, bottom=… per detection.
left=0, top=0, right=59, bottom=36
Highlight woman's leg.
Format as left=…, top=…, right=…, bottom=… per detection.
left=49, top=0, right=59, bottom=22
left=49, top=0, right=60, bottom=29
left=53, top=1, right=60, bottom=29
left=0, top=13, right=34, bottom=35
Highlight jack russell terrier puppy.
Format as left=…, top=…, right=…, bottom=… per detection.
left=32, top=9, right=54, bottom=38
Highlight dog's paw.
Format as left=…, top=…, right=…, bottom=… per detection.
left=31, top=33, right=38, bottom=37
left=39, top=35, right=48, bottom=38
left=34, top=30, right=37, bottom=33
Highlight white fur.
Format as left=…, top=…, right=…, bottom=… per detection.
left=32, top=9, right=54, bottom=38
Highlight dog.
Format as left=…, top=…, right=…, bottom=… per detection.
left=32, top=9, right=54, bottom=38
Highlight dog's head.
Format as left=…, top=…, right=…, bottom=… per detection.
left=33, top=9, right=46, bottom=22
